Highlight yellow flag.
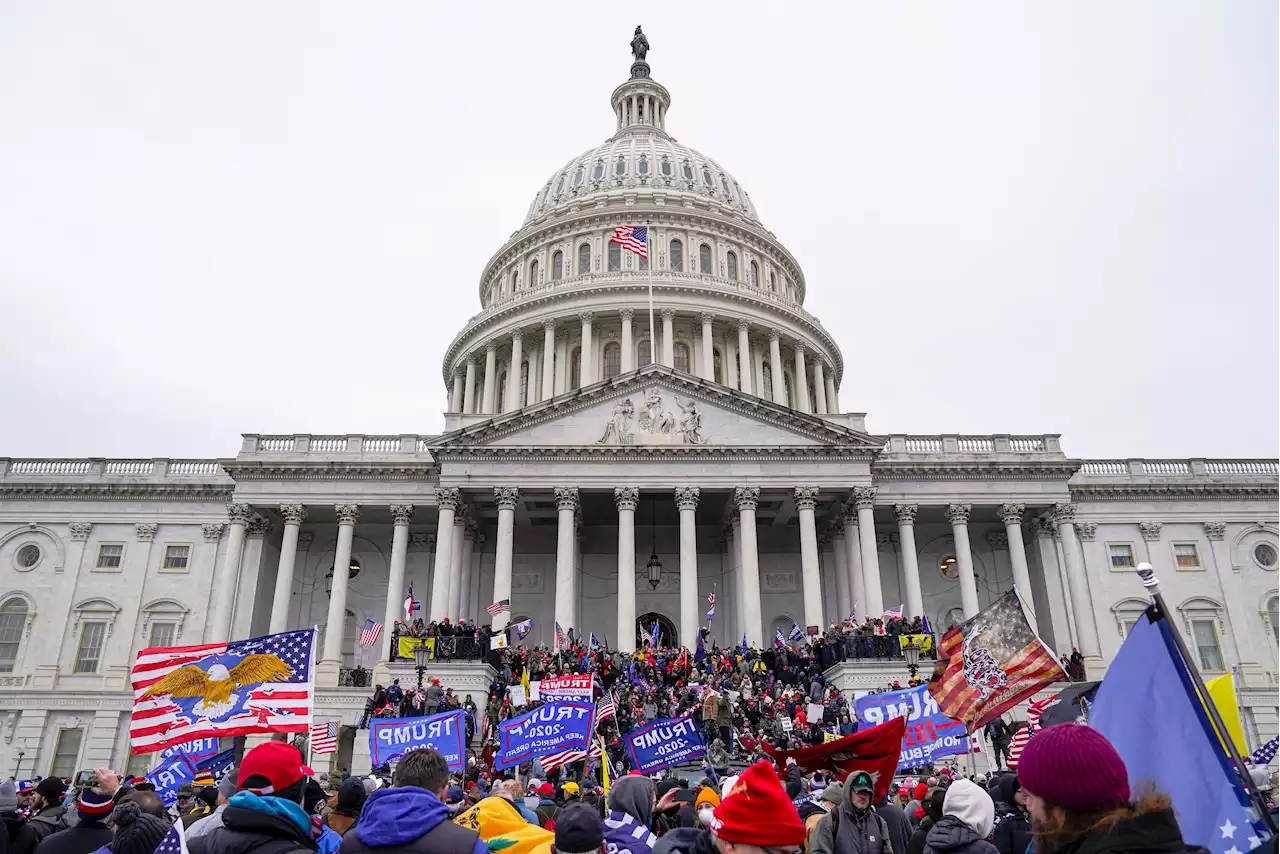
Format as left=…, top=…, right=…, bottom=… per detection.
left=600, top=737, right=611, bottom=795
left=455, top=796, right=552, bottom=854
left=521, top=666, right=531, bottom=694
left=1205, top=673, right=1247, bottom=756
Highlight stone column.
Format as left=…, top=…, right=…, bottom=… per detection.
left=428, top=488, right=460, bottom=621
left=794, top=343, right=811, bottom=413
left=825, top=374, right=838, bottom=414
left=381, top=505, right=413, bottom=663
left=812, top=360, right=828, bottom=415
left=615, top=487, right=638, bottom=652
left=724, top=332, right=738, bottom=389
left=492, top=488, right=518, bottom=630
left=736, top=321, right=753, bottom=395
left=620, top=309, right=634, bottom=373
left=481, top=344, right=497, bottom=414
left=208, top=503, right=250, bottom=642
left=841, top=506, right=866, bottom=620
left=1054, top=504, right=1101, bottom=660
left=947, top=504, right=979, bottom=618
left=735, top=488, right=763, bottom=646
left=450, top=372, right=464, bottom=412
left=445, top=512, right=466, bottom=620
left=322, top=504, right=359, bottom=664
left=553, top=488, right=579, bottom=635
left=468, top=530, right=486, bottom=621
left=453, top=519, right=475, bottom=620
left=506, top=332, right=523, bottom=412
left=675, top=487, right=700, bottom=647
left=463, top=360, right=477, bottom=414
left=999, top=503, right=1036, bottom=629
left=579, top=313, right=594, bottom=386
left=795, top=487, right=823, bottom=631
left=700, top=313, right=714, bottom=380
left=830, top=521, right=850, bottom=621
left=894, top=504, right=924, bottom=620
left=268, top=504, right=306, bottom=634
left=661, top=309, right=676, bottom=368
left=852, top=488, right=883, bottom=618
left=768, top=331, right=786, bottom=405
left=541, top=320, right=556, bottom=401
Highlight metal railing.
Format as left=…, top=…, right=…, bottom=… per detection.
left=1074, top=459, right=1279, bottom=478
left=339, top=666, right=372, bottom=688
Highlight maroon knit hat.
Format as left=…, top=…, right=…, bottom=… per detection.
left=1018, top=723, right=1130, bottom=812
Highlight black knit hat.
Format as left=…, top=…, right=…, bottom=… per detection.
left=555, top=803, right=603, bottom=853
left=108, top=802, right=170, bottom=854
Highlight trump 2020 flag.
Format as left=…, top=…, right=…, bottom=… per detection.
left=131, top=629, right=315, bottom=754
left=1091, top=608, right=1270, bottom=852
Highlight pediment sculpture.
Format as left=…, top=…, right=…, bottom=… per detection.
left=597, top=388, right=708, bottom=446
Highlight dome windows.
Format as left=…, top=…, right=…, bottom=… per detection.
left=592, top=160, right=605, bottom=182
left=572, top=166, right=585, bottom=187
left=552, top=251, right=564, bottom=281
left=701, top=166, right=714, bottom=187
left=769, top=271, right=776, bottom=292
left=615, top=156, right=627, bottom=177
left=660, top=156, right=672, bottom=177
left=720, top=174, right=733, bottom=199
left=529, top=259, right=539, bottom=286
left=578, top=243, right=592, bottom=275
left=674, top=343, right=690, bottom=374
left=726, top=251, right=739, bottom=281
left=608, top=242, right=622, bottom=272
left=554, top=174, right=566, bottom=196
left=682, top=160, right=694, bottom=181
left=638, top=154, right=649, bottom=176
left=603, top=342, right=622, bottom=379
left=698, top=243, right=712, bottom=274
left=749, top=260, right=759, bottom=287
left=511, top=269, right=520, bottom=291
left=669, top=239, right=684, bottom=272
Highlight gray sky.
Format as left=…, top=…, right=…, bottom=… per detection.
left=1, top=2, right=1275, bottom=461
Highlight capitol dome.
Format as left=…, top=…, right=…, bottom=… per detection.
left=442, top=41, right=845, bottom=424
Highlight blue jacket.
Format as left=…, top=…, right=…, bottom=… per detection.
left=339, top=787, right=484, bottom=854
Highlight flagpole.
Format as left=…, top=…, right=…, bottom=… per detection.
left=646, top=223, right=655, bottom=367
left=1137, top=564, right=1277, bottom=834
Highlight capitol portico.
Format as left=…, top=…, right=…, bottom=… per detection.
left=0, top=37, right=1276, bottom=778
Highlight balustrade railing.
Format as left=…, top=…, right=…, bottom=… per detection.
left=362, top=437, right=400, bottom=452
left=882, top=434, right=1061, bottom=457
left=104, top=460, right=154, bottom=475
left=1, top=458, right=226, bottom=480
left=1074, top=458, right=1278, bottom=479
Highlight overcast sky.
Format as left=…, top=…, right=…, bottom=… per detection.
left=1, top=2, right=1275, bottom=461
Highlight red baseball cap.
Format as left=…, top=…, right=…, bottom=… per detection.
left=239, top=742, right=314, bottom=794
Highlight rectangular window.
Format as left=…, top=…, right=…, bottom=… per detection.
left=1190, top=619, right=1224, bottom=671
left=0, top=607, right=23, bottom=673
left=74, top=622, right=106, bottom=673
left=50, top=728, right=84, bottom=778
left=162, top=545, right=190, bottom=571
left=1120, top=618, right=1137, bottom=639
left=96, top=544, right=123, bottom=569
left=148, top=622, right=176, bottom=649
left=1173, top=543, right=1201, bottom=569
left=1108, top=543, right=1135, bottom=570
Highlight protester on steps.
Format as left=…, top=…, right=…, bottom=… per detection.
left=653, top=760, right=805, bottom=854
left=988, top=776, right=1029, bottom=854
left=921, top=780, right=996, bottom=854
left=337, top=748, right=483, bottom=854
left=810, top=770, right=893, bottom=854
left=1016, top=723, right=1202, bottom=854
left=187, top=742, right=319, bottom=854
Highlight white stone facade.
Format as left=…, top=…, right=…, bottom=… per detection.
left=1, top=53, right=1276, bottom=779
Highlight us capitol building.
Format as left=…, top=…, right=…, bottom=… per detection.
left=1, top=35, right=1276, bottom=776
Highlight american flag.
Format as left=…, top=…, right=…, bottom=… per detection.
left=1248, top=735, right=1279, bottom=766
left=555, top=622, right=566, bottom=650
left=359, top=619, right=382, bottom=646
left=883, top=605, right=904, bottom=621
left=706, top=592, right=716, bottom=622
left=310, top=721, right=338, bottom=755
left=540, top=741, right=603, bottom=773
left=596, top=691, right=616, bottom=727
left=487, top=599, right=511, bottom=617
left=1006, top=697, right=1053, bottom=770
left=611, top=225, right=648, bottom=258
left=130, top=629, right=315, bottom=754
left=154, top=814, right=188, bottom=854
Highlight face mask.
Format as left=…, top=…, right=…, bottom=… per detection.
left=698, top=807, right=715, bottom=826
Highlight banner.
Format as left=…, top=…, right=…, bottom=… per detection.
left=397, top=637, right=436, bottom=660
left=158, top=738, right=221, bottom=763
left=491, top=634, right=509, bottom=650
left=534, top=674, right=594, bottom=702
left=146, top=753, right=199, bottom=806
left=900, top=634, right=933, bottom=654
left=625, top=715, right=706, bottom=774
left=807, top=702, right=825, bottom=723
left=763, top=717, right=907, bottom=802
left=508, top=685, right=527, bottom=707
left=194, top=748, right=235, bottom=781
left=855, top=683, right=969, bottom=769
left=369, top=710, right=466, bottom=769
left=496, top=702, right=595, bottom=770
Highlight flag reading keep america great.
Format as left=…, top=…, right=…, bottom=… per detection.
left=928, top=591, right=1065, bottom=730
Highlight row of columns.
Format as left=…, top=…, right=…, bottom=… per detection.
left=449, top=313, right=841, bottom=417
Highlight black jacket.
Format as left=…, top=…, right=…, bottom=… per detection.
left=876, top=803, right=912, bottom=854
left=34, top=820, right=112, bottom=854
left=990, top=807, right=1030, bottom=854
left=654, top=828, right=716, bottom=854
left=906, top=818, right=934, bottom=854
left=923, top=816, right=998, bottom=854
left=9, top=806, right=66, bottom=854
left=1069, top=806, right=1209, bottom=854
left=188, top=804, right=318, bottom=854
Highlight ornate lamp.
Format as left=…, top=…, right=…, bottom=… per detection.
left=903, top=636, right=922, bottom=679
left=324, top=558, right=361, bottom=597
left=646, top=498, right=663, bottom=589
left=413, top=643, right=432, bottom=689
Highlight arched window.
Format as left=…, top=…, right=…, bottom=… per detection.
left=519, top=361, right=530, bottom=408
left=702, top=166, right=714, bottom=186
left=578, top=243, right=592, bottom=274
left=552, top=251, right=564, bottom=280
left=572, top=166, right=584, bottom=187
left=497, top=371, right=507, bottom=412
left=713, top=349, right=723, bottom=383
left=603, top=342, right=622, bottom=379
left=608, top=242, right=622, bottom=272
left=674, top=343, right=690, bottom=373
left=554, top=174, right=565, bottom=195
left=615, top=156, right=627, bottom=177
left=769, top=271, right=776, bottom=292
left=511, top=269, right=520, bottom=291
left=592, top=160, right=605, bottom=182
left=638, top=155, right=649, bottom=175
left=638, top=249, right=648, bottom=272
left=1267, top=595, right=1279, bottom=641
left=727, top=251, right=739, bottom=281
left=529, top=260, right=539, bottom=286
left=682, top=160, right=694, bottom=181
left=660, top=156, right=672, bottom=177
left=637, top=340, right=653, bottom=368
left=721, top=175, right=733, bottom=198
left=570, top=348, right=582, bottom=390
left=698, top=244, right=712, bottom=274
left=749, top=260, right=759, bottom=286
left=762, top=362, right=773, bottom=399
left=0, top=597, right=29, bottom=673
left=669, top=239, right=684, bottom=272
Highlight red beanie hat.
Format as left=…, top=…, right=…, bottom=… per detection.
left=1018, top=723, right=1130, bottom=812
left=710, top=760, right=805, bottom=846
left=913, top=783, right=929, bottom=801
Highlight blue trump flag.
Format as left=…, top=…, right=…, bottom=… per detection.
left=1091, top=609, right=1268, bottom=853
left=854, top=683, right=969, bottom=769
left=194, top=748, right=236, bottom=781
left=626, top=715, right=706, bottom=774
left=146, top=752, right=199, bottom=806
left=496, top=701, right=595, bottom=770
left=369, top=710, right=466, bottom=770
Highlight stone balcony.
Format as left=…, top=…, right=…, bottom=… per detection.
left=0, top=458, right=232, bottom=498
left=237, top=434, right=438, bottom=459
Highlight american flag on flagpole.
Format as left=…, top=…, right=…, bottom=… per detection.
left=310, top=721, right=338, bottom=755
left=540, top=741, right=603, bottom=773
left=706, top=591, right=716, bottom=622
left=611, top=225, right=648, bottom=258
left=596, top=691, right=616, bottom=728
left=555, top=622, right=566, bottom=650
left=154, top=813, right=188, bottom=854
left=882, top=605, right=904, bottom=621
left=359, top=619, right=382, bottom=646
left=487, top=599, right=511, bottom=618
left=1247, top=735, right=1279, bottom=766
left=130, top=629, right=315, bottom=754
left=1006, top=696, right=1053, bottom=770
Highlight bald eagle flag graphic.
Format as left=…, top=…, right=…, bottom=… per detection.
left=131, top=629, right=316, bottom=754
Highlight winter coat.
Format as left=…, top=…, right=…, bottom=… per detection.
left=9, top=806, right=67, bottom=854
left=922, top=816, right=998, bottom=854
left=810, top=783, right=893, bottom=854
left=989, top=806, right=1029, bottom=854
left=653, top=828, right=715, bottom=854
left=33, top=820, right=112, bottom=854
left=337, top=787, right=483, bottom=854
left=1063, top=801, right=1210, bottom=854
left=876, top=802, right=912, bottom=854
left=188, top=792, right=318, bottom=854
left=186, top=805, right=229, bottom=841
left=906, top=818, right=934, bottom=854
